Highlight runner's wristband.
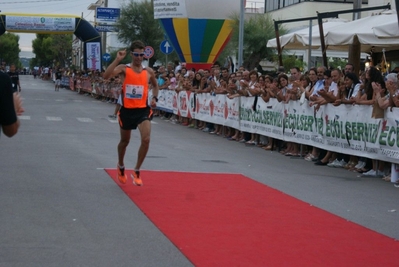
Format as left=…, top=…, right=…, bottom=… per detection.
left=152, top=96, right=158, bottom=102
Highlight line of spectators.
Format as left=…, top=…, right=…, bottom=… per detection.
left=54, top=68, right=122, bottom=104
left=49, top=61, right=399, bottom=188
left=153, top=61, right=399, bottom=188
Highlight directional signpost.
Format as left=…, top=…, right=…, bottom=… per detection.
left=102, top=53, right=111, bottom=67
left=96, top=8, right=120, bottom=26
left=160, top=40, right=174, bottom=66
left=160, top=40, right=174, bottom=55
left=102, top=53, right=111, bottom=62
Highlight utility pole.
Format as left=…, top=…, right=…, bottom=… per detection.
left=102, top=0, right=108, bottom=55
left=353, top=0, right=362, bottom=20
left=238, top=0, right=245, bottom=69
left=397, top=0, right=399, bottom=32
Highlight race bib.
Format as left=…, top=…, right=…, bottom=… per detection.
left=125, top=84, right=144, bottom=99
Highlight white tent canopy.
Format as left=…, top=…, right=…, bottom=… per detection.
left=266, top=19, right=346, bottom=49
left=325, top=10, right=399, bottom=52
left=373, top=19, right=399, bottom=38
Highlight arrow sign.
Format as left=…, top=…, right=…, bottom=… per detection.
left=160, top=40, right=174, bottom=55
left=102, top=53, right=111, bottom=62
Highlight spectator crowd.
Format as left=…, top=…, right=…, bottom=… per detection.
left=49, top=60, right=399, bottom=188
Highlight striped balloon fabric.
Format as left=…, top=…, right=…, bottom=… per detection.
left=159, top=18, right=234, bottom=69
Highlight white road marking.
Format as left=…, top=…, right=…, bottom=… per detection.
left=18, top=115, right=31, bottom=120
left=73, top=100, right=83, bottom=102
left=17, top=116, right=128, bottom=123
left=46, top=116, right=62, bottom=121
left=77, top=118, right=94, bottom=123
left=151, top=121, right=158, bottom=124
left=55, top=99, right=65, bottom=102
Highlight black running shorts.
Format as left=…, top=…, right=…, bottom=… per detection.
left=118, top=106, right=153, bottom=130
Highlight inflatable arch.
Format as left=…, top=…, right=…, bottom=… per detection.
left=0, top=13, right=102, bottom=70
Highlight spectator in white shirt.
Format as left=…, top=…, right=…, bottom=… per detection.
left=309, top=66, right=327, bottom=99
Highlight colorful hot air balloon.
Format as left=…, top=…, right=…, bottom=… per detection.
left=154, top=0, right=241, bottom=70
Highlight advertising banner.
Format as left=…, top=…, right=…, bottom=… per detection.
left=150, top=90, right=399, bottom=164
left=153, top=0, right=187, bottom=19
left=6, top=15, right=75, bottom=33
left=178, top=91, right=190, bottom=118
left=86, top=42, right=101, bottom=71
left=156, top=90, right=174, bottom=113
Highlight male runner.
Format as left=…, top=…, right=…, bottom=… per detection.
left=103, top=40, right=159, bottom=186
left=55, top=68, right=62, bottom=91
left=7, top=64, right=21, bottom=93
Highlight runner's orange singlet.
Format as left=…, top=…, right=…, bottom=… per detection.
left=122, top=67, right=149, bottom=109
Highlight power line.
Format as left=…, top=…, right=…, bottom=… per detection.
left=84, top=10, right=94, bottom=19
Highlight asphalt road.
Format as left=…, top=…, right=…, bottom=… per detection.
left=1, top=75, right=398, bottom=266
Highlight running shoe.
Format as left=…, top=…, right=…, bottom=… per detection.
left=327, top=159, right=339, bottom=167
left=117, top=165, right=127, bottom=184
left=131, top=171, right=143, bottom=186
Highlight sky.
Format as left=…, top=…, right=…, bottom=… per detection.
left=0, top=0, right=264, bottom=56
left=1, top=0, right=126, bottom=54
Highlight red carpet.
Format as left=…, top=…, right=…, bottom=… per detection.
left=105, top=169, right=399, bottom=266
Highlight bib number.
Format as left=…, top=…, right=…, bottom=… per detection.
left=125, top=84, right=144, bottom=99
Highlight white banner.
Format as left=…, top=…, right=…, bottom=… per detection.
left=150, top=90, right=399, bottom=163
left=178, top=91, right=189, bottom=118
left=6, top=16, right=75, bottom=32
left=86, top=42, right=101, bottom=71
left=196, top=93, right=212, bottom=122
left=157, top=89, right=174, bottom=112
left=239, top=97, right=384, bottom=157
left=225, top=97, right=240, bottom=129
left=380, top=108, right=399, bottom=162
left=153, top=0, right=187, bottom=19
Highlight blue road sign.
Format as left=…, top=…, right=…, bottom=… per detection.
left=96, top=8, right=120, bottom=24
left=96, top=25, right=118, bottom=32
left=160, top=40, right=174, bottom=55
left=102, top=53, right=111, bottom=62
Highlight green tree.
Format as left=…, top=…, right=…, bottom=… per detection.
left=327, top=57, right=348, bottom=70
left=217, top=13, right=286, bottom=71
left=277, top=54, right=307, bottom=72
left=31, top=34, right=72, bottom=69
left=116, top=0, right=165, bottom=67
left=50, top=34, right=73, bottom=68
left=0, top=33, right=21, bottom=67
left=32, top=34, right=54, bottom=67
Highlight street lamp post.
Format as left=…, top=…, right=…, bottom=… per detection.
left=238, top=0, right=245, bottom=69
left=103, top=0, right=108, bottom=56
left=88, top=0, right=105, bottom=53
